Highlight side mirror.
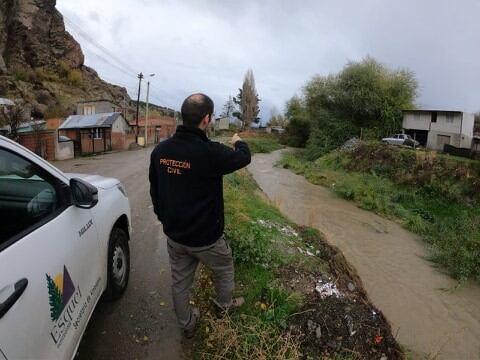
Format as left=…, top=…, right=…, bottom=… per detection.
left=70, top=178, right=98, bottom=209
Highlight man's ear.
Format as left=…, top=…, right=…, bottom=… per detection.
left=200, top=115, right=210, bottom=129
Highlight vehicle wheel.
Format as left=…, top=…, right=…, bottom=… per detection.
left=105, top=227, right=130, bottom=301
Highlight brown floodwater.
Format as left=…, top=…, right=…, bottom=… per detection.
left=248, top=149, right=480, bottom=360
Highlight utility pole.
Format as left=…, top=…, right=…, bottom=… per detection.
left=145, top=81, right=150, bottom=146
left=144, top=74, right=155, bottom=146
left=135, top=72, right=144, bottom=143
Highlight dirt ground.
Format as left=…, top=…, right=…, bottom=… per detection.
left=248, top=149, right=480, bottom=360
left=55, top=147, right=183, bottom=360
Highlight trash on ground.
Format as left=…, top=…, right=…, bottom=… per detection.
left=315, top=279, right=342, bottom=299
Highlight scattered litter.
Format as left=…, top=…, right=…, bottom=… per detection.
left=297, top=247, right=304, bottom=254
left=375, top=335, right=384, bottom=344
left=159, top=301, right=166, bottom=306
left=347, top=282, right=356, bottom=292
left=315, top=279, right=342, bottom=299
left=344, top=314, right=356, bottom=336
left=340, top=137, right=361, bottom=151
left=254, top=219, right=298, bottom=237
left=315, top=326, right=322, bottom=339
left=143, top=336, right=149, bottom=342
left=306, top=250, right=314, bottom=256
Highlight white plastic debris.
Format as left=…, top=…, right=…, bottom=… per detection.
left=254, top=219, right=298, bottom=237
left=315, top=280, right=342, bottom=299
left=306, top=250, right=314, bottom=256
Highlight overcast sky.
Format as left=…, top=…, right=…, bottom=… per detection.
left=57, top=0, right=480, bottom=121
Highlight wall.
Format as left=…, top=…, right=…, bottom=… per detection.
left=45, top=118, right=64, bottom=130
left=55, top=138, right=74, bottom=160
left=430, top=112, right=462, bottom=134
left=111, top=115, right=130, bottom=134
left=76, top=101, right=119, bottom=115
left=17, top=130, right=56, bottom=160
left=427, top=131, right=461, bottom=150
left=461, top=113, right=475, bottom=148
left=111, top=132, right=135, bottom=150
left=403, top=112, right=431, bottom=130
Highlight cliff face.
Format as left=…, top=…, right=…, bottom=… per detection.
left=0, top=0, right=130, bottom=117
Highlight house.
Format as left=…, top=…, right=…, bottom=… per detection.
left=128, top=116, right=176, bottom=145
left=402, top=110, right=475, bottom=151
left=215, top=117, right=230, bottom=130
left=59, top=112, right=134, bottom=156
left=76, top=99, right=125, bottom=116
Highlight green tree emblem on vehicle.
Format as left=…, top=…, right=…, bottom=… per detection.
left=46, top=274, right=64, bottom=321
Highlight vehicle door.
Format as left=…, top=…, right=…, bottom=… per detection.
left=0, top=146, right=103, bottom=360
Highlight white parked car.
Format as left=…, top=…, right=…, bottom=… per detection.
left=0, top=135, right=131, bottom=360
left=382, top=133, right=419, bottom=147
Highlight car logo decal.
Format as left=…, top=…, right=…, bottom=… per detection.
left=46, top=266, right=75, bottom=322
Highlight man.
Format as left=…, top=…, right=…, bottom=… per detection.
left=149, top=93, right=251, bottom=337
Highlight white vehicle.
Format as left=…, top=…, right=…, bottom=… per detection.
left=0, top=135, right=131, bottom=360
left=382, top=133, right=419, bottom=147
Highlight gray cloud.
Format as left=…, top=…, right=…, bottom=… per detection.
left=57, top=0, right=480, bottom=120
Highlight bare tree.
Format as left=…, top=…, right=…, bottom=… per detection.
left=234, top=69, right=260, bottom=130
left=220, top=96, right=236, bottom=119
left=0, top=103, right=26, bottom=140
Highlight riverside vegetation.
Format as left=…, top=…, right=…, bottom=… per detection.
left=186, top=138, right=403, bottom=359
left=280, top=142, right=480, bottom=282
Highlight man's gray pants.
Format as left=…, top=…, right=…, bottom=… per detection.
left=166, top=236, right=234, bottom=330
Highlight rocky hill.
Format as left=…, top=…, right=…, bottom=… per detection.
left=0, top=0, right=130, bottom=118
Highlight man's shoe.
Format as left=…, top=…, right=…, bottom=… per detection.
left=183, top=307, right=200, bottom=339
left=211, top=296, right=245, bottom=315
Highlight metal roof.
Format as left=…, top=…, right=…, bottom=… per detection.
left=402, top=109, right=464, bottom=114
left=59, top=112, right=123, bottom=129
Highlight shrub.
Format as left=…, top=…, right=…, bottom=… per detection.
left=67, top=69, right=82, bottom=86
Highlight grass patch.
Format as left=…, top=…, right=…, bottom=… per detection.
left=244, top=135, right=284, bottom=154
left=279, top=145, right=480, bottom=281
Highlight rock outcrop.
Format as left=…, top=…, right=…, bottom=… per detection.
left=0, top=0, right=130, bottom=117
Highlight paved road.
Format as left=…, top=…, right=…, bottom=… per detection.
left=55, top=148, right=182, bottom=360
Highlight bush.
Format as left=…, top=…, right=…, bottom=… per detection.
left=35, top=67, right=60, bottom=82
left=67, top=69, right=82, bottom=86
left=280, top=118, right=310, bottom=147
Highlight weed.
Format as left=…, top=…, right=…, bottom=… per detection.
left=245, top=136, right=284, bottom=154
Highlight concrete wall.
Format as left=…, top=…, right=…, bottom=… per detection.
left=111, top=115, right=130, bottom=133
left=461, top=113, right=475, bottom=148
left=403, top=112, right=431, bottom=130
left=427, top=131, right=461, bottom=150
left=76, top=101, right=119, bottom=115
left=430, top=112, right=462, bottom=134
left=55, top=138, right=74, bottom=160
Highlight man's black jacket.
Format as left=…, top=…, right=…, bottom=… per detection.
left=149, top=125, right=251, bottom=247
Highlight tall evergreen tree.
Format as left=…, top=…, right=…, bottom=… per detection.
left=234, top=69, right=260, bottom=129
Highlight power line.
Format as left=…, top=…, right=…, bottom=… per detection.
left=63, top=15, right=177, bottom=110
left=63, top=15, right=138, bottom=77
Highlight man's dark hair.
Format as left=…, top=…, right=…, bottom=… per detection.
left=181, top=93, right=214, bottom=127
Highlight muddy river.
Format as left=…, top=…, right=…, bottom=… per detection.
left=248, top=149, right=480, bottom=360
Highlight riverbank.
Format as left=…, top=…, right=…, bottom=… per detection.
left=251, top=149, right=480, bottom=359
left=187, top=167, right=402, bottom=359
left=279, top=142, right=480, bottom=282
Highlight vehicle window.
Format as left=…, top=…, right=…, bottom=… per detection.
left=0, top=148, right=60, bottom=246
left=393, top=135, right=398, bottom=139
